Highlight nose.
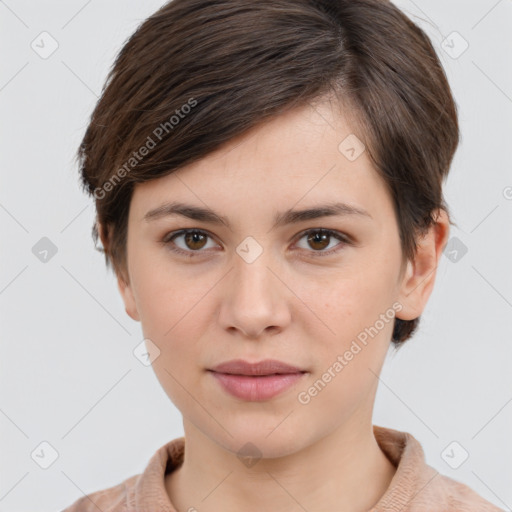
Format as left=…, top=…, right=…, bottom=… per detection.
left=217, top=249, right=291, bottom=339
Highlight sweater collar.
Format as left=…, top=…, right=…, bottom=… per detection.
left=133, top=425, right=438, bottom=511
left=370, top=425, right=440, bottom=511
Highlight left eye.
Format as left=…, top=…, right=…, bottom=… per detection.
left=162, top=228, right=350, bottom=257
left=294, top=228, right=349, bottom=255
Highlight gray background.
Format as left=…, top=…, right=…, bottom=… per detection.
left=1, top=1, right=511, bottom=510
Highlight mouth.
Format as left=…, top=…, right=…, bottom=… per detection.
left=208, top=371, right=307, bottom=401
left=210, top=373, right=307, bottom=377
left=208, top=358, right=307, bottom=376
left=206, top=359, right=308, bottom=401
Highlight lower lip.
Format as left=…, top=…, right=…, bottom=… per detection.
left=209, top=371, right=307, bottom=401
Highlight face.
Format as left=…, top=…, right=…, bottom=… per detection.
left=115, top=98, right=444, bottom=457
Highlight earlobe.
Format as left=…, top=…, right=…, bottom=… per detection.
left=117, top=275, right=141, bottom=322
left=98, top=220, right=141, bottom=322
left=396, top=209, right=450, bottom=321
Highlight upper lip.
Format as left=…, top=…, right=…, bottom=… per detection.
left=209, top=359, right=306, bottom=376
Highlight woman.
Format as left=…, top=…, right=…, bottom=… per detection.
left=62, top=0, right=503, bottom=510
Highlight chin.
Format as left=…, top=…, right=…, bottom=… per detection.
left=213, top=425, right=311, bottom=461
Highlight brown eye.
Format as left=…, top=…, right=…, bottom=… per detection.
left=307, top=231, right=331, bottom=251
left=295, top=229, right=350, bottom=256
left=163, top=229, right=218, bottom=256
left=183, top=231, right=208, bottom=250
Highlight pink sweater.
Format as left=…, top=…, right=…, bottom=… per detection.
left=61, top=425, right=504, bottom=511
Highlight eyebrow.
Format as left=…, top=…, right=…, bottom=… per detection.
left=143, top=200, right=372, bottom=229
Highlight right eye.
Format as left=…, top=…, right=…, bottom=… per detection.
left=162, top=229, right=220, bottom=257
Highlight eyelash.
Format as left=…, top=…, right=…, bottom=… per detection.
left=161, top=228, right=351, bottom=258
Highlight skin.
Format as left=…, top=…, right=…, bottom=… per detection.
left=103, top=97, right=450, bottom=512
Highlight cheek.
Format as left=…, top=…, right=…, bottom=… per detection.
left=304, top=266, right=396, bottom=380
left=135, top=276, right=208, bottom=345
left=298, top=283, right=392, bottom=421
left=128, top=251, right=214, bottom=363
left=310, top=266, right=396, bottom=331
left=128, top=245, right=194, bottom=328
left=133, top=270, right=210, bottom=406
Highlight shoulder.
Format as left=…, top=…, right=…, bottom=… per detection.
left=60, top=437, right=185, bottom=512
left=426, top=472, right=505, bottom=511
left=60, top=474, right=139, bottom=512
left=372, top=425, right=504, bottom=511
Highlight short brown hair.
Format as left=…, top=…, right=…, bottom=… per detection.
left=76, top=0, right=460, bottom=347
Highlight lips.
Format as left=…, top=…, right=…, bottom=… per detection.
left=208, top=358, right=306, bottom=376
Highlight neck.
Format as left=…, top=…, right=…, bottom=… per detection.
left=165, top=416, right=396, bottom=512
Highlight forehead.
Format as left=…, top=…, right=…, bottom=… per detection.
left=129, top=100, right=392, bottom=228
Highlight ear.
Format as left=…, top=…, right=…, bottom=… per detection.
left=116, top=274, right=140, bottom=322
left=396, top=209, right=450, bottom=321
left=97, top=221, right=140, bottom=322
